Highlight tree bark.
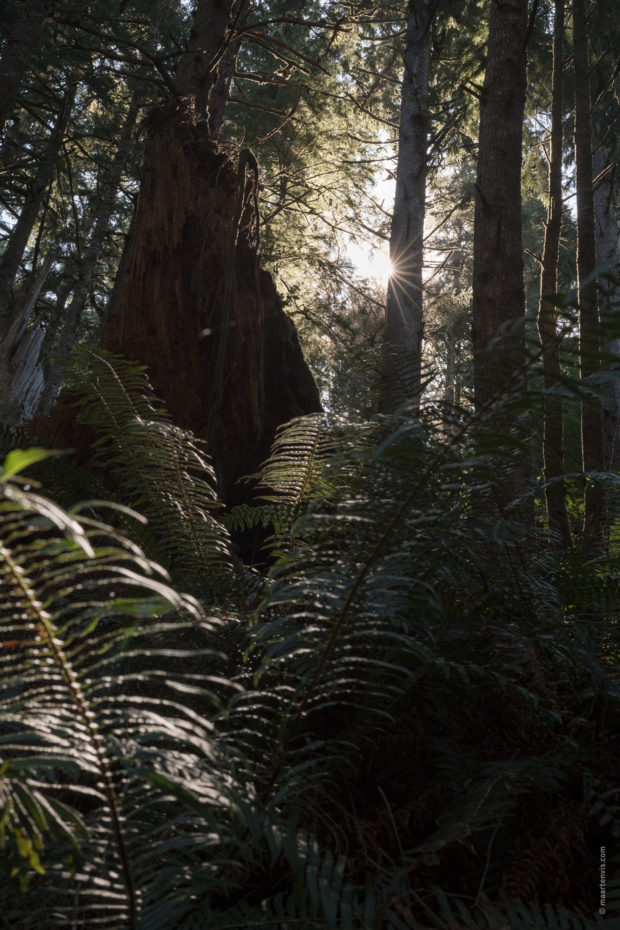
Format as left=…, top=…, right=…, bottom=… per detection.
left=538, top=0, right=571, bottom=545
left=35, top=1, right=320, bottom=507
left=594, top=151, right=620, bottom=470
left=573, top=0, right=604, bottom=541
left=0, top=0, right=49, bottom=135
left=98, top=108, right=320, bottom=502
left=0, top=252, right=52, bottom=425
left=176, top=0, right=249, bottom=134
left=206, top=13, right=247, bottom=138
left=381, top=0, right=431, bottom=410
left=472, top=0, right=528, bottom=407
left=0, top=83, right=75, bottom=331
left=472, top=0, right=529, bottom=509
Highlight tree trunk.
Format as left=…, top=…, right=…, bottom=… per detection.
left=176, top=0, right=249, bottom=134
left=36, top=93, right=141, bottom=412
left=594, top=151, right=620, bottom=470
left=381, top=0, right=431, bottom=410
left=573, top=0, right=604, bottom=541
left=98, top=106, right=320, bottom=502
left=102, top=0, right=319, bottom=501
left=0, top=0, right=49, bottom=135
left=37, top=0, right=320, bottom=506
left=472, top=0, right=527, bottom=406
left=538, top=0, right=571, bottom=546
left=50, top=0, right=170, bottom=363
left=0, top=83, right=75, bottom=330
left=205, top=12, right=247, bottom=138
left=0, top=252, right=52, bottom=425
left=472, top=0, right=529, bottom=507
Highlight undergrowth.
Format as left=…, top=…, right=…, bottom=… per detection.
left=0, top=350, right=618, bottom=928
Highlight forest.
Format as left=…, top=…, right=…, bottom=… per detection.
left=0, top=0, right=619, bottom=927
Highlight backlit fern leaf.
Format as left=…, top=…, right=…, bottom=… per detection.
left=0, top=451, right=222, bottom=927
left=66, top=349, right=233, bottom=595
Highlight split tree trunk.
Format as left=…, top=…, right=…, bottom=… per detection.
left=381, top=0, right=431, bottom=410
left=573, top=0, right=604, bottom=541
left=36, top=0, right=320, bottom=507
left=99, top=0, right=320, bottom=500
left=538, top=0, right=571, bottom=545
left=0, top=0, right=50, bottom=135
left=99, top=104, right=320, bottom=501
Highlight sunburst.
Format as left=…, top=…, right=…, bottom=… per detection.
left=348, top=241, right=394, bottom=286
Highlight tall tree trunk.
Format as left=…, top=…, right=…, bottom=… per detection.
left=52, top=0, right=170, bottom=361
left=538, top=0, right=571, bottom=545
left=0, top=83, right=75, bottom=330
left=96, top=109, right=320, bottom=502
left=381, top=0, right=431, bottom=410
left=205, top=16, right=246, bottom=138
left=472, top=0, right=529, bottom=504
left=472, top=0, right=528, bottom=405
left=176, top=0, right=249, bottom=134
left=573, top=0, right=603, bottom=541
left=594, top=152, right=620, bottom=470
left=0, top=0, right=49, bottom=135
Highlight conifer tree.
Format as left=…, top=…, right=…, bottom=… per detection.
left=472, top=0, right=528, bottom=407
left=472, top=0, right=529, bottom=505
left=538, top=0, right=571, bottom=544
left=381, top=0, right=433, bottom=410
left=573, top=0, right=603, bottom=540
left=0, top=0, right=50, bottom=134
left=0, top=80, right=76, bottom=328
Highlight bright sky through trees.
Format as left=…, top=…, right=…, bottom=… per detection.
left=346, top=173, right=394, bottom=286
left=347, top=238, right=393, bottom=285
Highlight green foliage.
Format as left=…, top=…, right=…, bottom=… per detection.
left=2, top=356, right=620, bottom=926
left=0, top=450, right=214, bottom=925
left=60, top=349, right=233, bottom=597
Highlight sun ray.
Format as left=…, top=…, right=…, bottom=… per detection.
left=347, top=240, right=394, bottom=286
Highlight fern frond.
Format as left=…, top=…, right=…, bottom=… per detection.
left=64, top=349, right=233, bottom=596
left=396, top=885, right=604, bottom=929
left=0, top=457, right=236, bottom=927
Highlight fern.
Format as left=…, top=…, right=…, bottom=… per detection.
left=3, top=349, right=619, bottom=928
left=391, top=885, right=604, bottom=929
left=58, top=349, right=233, bottom=596
left=219, top=406, right=618, bottom=928
left=0, top=449, right=236, bottom=927
left=0, top=445, right=391, bottom=930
